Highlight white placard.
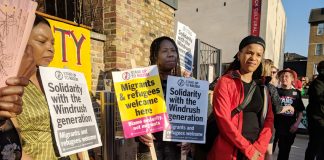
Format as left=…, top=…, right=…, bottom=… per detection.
left=163, top=76, right=209, bottom=143
left=175, top=21, right=196, bottom=73
left=39, top=66, right=102, bottom=156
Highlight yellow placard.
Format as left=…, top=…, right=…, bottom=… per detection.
left=114, top=75, right=166, bottom=121
left=47, top=19, right=91, bottom=88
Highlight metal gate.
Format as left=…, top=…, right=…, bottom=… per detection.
left=193, top=39, right=222, bottom=82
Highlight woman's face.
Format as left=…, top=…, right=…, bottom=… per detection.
left=156, top=40, right=178, bottom=72
left=238, top=43, right=264, bottom=74
left=271, top=68, right=278, bottom=78
left=28, top=23, right=54, bottom=67
left=280, top=72, right=294, bottom=87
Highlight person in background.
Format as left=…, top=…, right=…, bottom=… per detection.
left=270, top=65, right=279, bottom=87
left=208, top=36, right=273, bottom=160
left=16, top=14, right=79, bottom=160
left=305, top=61, right=324, bottom=160
left=137, top=36, right=189, bottom=160
left=273, top=68, right=305, bottom=160
left=301, top=77, right=310, bottom=96
left=304, top=77, right=310, bottom=85
left=262, top=59, right=294, bottom=160
left=291, top=70, right=302, bottom=91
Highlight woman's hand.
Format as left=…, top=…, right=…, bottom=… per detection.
left=289, top=122, right=299, bottom=133
left=0, top=77, right=29, bottom=118
left=177, top=142, right=191, bottom=155
left=18, top=45, right=36, bottom=79
left=280, top=105, right=294, bottom=114
left=138, top=134, right=155, bottom=147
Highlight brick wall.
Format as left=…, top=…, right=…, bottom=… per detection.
left=35, top=0, right=176, bottom=89
left=90, top=32, right=106, bottom=91
left=103, top=0, right=176, bottom=70
left=82, top=0, right=104, bottom=33
left=307, top=23, right=324, bottom=79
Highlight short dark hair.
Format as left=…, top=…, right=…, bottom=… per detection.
left=34, top=14, right=51, bottom=27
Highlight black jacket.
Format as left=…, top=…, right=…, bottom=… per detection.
left=307, top=74, right=324, bottom=127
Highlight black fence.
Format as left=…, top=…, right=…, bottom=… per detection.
left=193, top=39, right=222, bottom=82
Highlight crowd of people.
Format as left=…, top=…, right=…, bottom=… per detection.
left=0, top=14, right=324, bottom=160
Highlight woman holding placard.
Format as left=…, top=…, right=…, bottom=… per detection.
left=208, top=36, right=274, bottom=160
left=137, top=36, right=190, bottom=160
left=15, top=15, right=79, bottom=160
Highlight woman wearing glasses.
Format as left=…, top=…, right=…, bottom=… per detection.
left=262, top=59, right=295, bottom=160
left=270, top=65, right=279, bottom=87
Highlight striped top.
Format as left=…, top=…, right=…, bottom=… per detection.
left=17, top=83, right=77, bottom=160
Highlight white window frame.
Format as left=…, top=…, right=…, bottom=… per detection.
left=314, top=64, right=318, bottom=75
left=315, top=43, right=323, bottom=55
left=317, top=23, right=324, bottom=35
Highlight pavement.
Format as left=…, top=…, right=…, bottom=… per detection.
left=273, top=134, right=309, bottom=160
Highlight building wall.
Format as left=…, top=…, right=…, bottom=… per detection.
left=307, top=23, right=324, bottom=79
left=36, top=0, right=176, bottom=91
left=90, top=32, right=106, bottom=91
left=175, top=0, right=250, bottom=63
left=262, top=0, right=286, bottom=69
left=175, top=0, right=286, bottom=68
left=82, top=0, right=104, bottom=33
left=103, top=0, right=175, bottom=71
left=34, top=0, right=106, bottom=92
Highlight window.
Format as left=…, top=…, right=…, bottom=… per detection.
left=315, top=44, right=323, bottom=55
left=44, top=0, right=98, bottom=27
left=314, top=64, right=318, bottom=75
left=44, top=0, right=78, bottom=22
left=317, top=23, right=324, bottom=35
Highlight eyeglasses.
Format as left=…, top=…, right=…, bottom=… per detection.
left=271, top=71, right=277, bottom=74
left=302, top=79, right=306, bottom=81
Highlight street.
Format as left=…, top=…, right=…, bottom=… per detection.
left=273, top=134, right=309, bottom=160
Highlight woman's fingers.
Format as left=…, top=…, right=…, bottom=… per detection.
left=0, top=85, right=24, bottom=97
left=0, top=77, right=27, bottom=118
left=0, top=95, right=22, bottom=105
left=5, top=77, right=29, bottom=87
left=0, top=101, right=22, bottom=116
left=139, top=134, right=155, bottom=147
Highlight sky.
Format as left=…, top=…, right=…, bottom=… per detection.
left=282, top=0, right=324, bottom=57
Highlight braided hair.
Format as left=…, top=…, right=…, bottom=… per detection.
left=149, top=36, right=181, bottom=76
